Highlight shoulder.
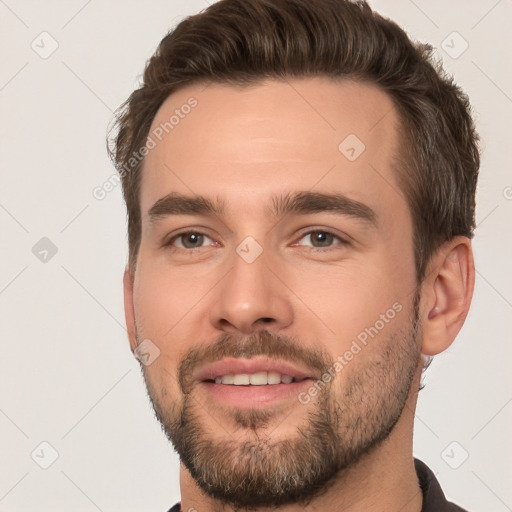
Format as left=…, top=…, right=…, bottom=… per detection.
left=415, top=458, right=468, bottom=512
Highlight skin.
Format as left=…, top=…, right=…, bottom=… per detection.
left=123, top=77, right=475, bottom=511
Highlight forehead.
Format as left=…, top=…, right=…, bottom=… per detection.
left=140, top=77, right=405, bottom=222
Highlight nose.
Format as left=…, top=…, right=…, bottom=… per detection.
left=209, top=246, right=294, bottom=335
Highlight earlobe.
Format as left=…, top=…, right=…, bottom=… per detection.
left=123, top=267, right=138, bottom=353
left=421, top=237, right=475, bottom=356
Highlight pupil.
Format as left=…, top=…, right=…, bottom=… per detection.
left=313, top=231, right=332, bottom=247
left=184, top=233, right=203, bottom=248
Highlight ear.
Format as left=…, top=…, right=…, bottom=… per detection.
left=420, top=236, right=475, bottom=356
left=123, top=267, right=138, bottom=353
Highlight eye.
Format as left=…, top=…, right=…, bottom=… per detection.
left=167, top=231, right=215, bottom=249
left=295, top=230, right=347, bottom=249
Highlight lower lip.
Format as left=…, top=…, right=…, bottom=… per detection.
left=198, top=380, right=313, bottom=408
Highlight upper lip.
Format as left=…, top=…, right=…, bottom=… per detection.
left=194, top=357, right=317, bottom=382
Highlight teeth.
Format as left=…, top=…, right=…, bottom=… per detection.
left=219, top=375, right=234, bottom=384
left=213, top=372, right=299, bottom=385
left=249, top=372, right=268, bottom=385
left=233, top=374, right=250, bottom=385
left=267, top=371, right=281, bottom=385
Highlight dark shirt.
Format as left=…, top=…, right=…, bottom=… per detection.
left=166, top=458, right=467, bottom=511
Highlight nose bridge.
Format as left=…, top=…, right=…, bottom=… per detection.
left=231, top=241, right=269, bottom=303
left=210, top=237, right=293, bottom=333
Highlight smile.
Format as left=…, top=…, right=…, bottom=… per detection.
left=210, top=372, right=308, bottom=385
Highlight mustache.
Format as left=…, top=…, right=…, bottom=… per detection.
left=178, top=330, right=332, bottom=394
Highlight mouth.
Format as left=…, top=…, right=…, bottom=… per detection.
left=194, top=357, right=317, bottom=408
left=205, top=372, right=309, bottom=385
left=195, top=356, right=316, bottom=383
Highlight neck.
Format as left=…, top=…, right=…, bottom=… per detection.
left=179, top=377, right=423, bottom=512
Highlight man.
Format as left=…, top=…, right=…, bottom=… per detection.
left=108, top=0, right=479, bottom=510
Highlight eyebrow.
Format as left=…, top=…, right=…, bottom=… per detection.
left=147, top=192, right=226, bottom=223
left=147, top=190, right=377, bottom=227
left=268, top=191, right=377, bottom=226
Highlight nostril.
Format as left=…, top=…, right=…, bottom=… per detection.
left=261, top=318, right=273, bottom=323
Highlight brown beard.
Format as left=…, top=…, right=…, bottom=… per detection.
left=141, top=294, right=421, bottom=510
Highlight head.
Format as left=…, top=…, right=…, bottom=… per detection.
left=108, top=0, right=478, bottom=508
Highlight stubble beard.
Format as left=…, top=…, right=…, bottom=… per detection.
left=141, top=297, right=421, bottom=510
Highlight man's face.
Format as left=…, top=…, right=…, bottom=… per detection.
left=128, top=78, right=423, bottom=508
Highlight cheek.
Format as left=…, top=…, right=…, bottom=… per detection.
left=133, top=254, right=225, bottom=380
left=134, top=253, right=210, bottom=336
left=133, top=266, right=186, bottom=396
left=281, top=256, right=407, bottom=348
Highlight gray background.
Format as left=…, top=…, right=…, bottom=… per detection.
left=0, top=1, right=511, bottom=510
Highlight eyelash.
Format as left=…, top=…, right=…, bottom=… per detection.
left=294, top=230, right=349, bottom=250
left=164, top=229, right=349, bottom=252
left=165, top=231, right=217, bottom=251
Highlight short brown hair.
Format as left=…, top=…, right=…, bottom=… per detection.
left=108, top=0, right=479, bottom=281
